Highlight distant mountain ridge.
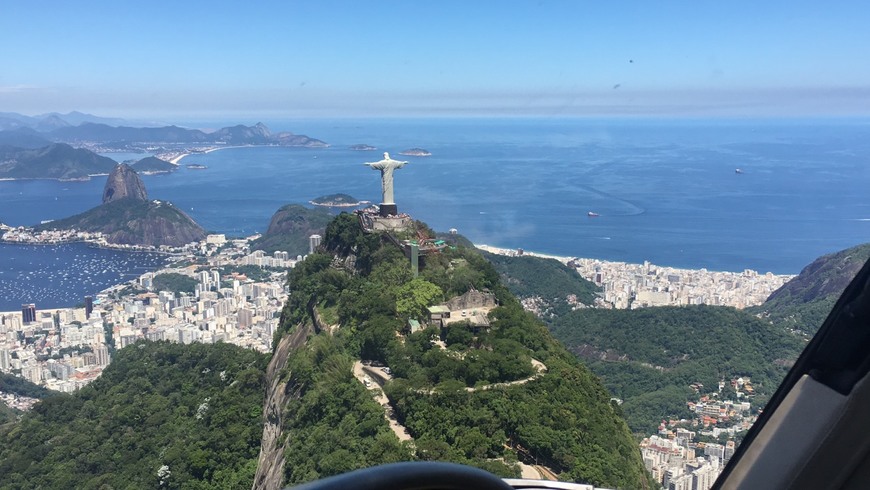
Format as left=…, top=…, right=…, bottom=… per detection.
left=44, top=122, right=326, bottom=147
left=0, top=118, right=326, bottom=180
left=0, top=143, right=117, bottom=180
left=0, top=111, right=129, bottom=131
left=0, top=110, right=327, bottom=148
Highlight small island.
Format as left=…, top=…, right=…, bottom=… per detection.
left=186, top=164, right=208, bottom=170
left=309, top=193, right=368, bottom=208
left=399, top=147, right=431, bottom=156
left=349, top=144, right=376, bottom=151
left=131, top=156, right=177, bottom=175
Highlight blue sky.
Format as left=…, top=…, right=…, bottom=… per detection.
left=1, top=1, right=869, bottom=119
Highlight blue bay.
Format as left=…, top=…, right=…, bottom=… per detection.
left=1, top=117, right=869, bottom=299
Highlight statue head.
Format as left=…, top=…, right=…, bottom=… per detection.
left=384, top=152, right=390, bottom=160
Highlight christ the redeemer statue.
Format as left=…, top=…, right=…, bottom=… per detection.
left=364, top=152, right=409, bottom=216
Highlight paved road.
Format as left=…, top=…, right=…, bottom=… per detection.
left=463, top=358, right=548, bottom=392
left=352, top=361, right=412, bottom=442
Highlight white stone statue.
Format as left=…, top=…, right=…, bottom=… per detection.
left=364, top=152, right=409, bottom=205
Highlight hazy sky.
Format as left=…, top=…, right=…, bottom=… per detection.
left=2, top=1, right=869, bottom=119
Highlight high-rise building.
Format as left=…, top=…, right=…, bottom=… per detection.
left=94, top=344, right=110, bottom=366
left=0, top=349, right=10, bottom=371
left=85, top=296, right=94, bottom=318
left=309, top=234, right=322, bottom=254
left=238, top=308, right=254, bottom=328
left=21, top=304, right=36, bottom=324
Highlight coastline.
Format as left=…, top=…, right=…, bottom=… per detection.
left=474, top=243, right=792, bottom=277
left=0, top=173, right=110, bottom=182
left=310, top=200, right=371, bottom=208
left=475, top=243, right=573, bottom=265
left=0, top=238, right=187, bottom=256
left=168, top=144, right=259, bottom=164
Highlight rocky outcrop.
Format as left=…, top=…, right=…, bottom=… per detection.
left=36, top=164, right=206, bottom=247
left=445, top=288, right=497, bottom=311
left=766, top=243, right=870, bottom=304
left=103, top=163, right=147, bottom=203
left=252, top=323, right=313, bottom=490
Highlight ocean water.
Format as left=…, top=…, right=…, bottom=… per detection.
left=1, top=117, right=869, bottom=282
left=0, top=243, right=169, bottom=311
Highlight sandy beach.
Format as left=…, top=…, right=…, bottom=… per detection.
left=168, top=145, right=252, bottom=165
left=475, top=243, right=573, bottom=264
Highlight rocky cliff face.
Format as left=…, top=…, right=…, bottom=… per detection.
left=36, top=164, right=206, bottom=247
left=103, top=163, right=147, bottom=203
left=766, top=243, right=870, bottom=305
left=251, top=323, right=313, bottom=490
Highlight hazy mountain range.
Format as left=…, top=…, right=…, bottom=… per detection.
left=0, top=111, right=327, bottom=148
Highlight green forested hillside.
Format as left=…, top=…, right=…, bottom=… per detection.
left=280, top=335, right=414, bottom=482
left=0, top=342, right=267, bottom=489
left=35, top=197, right=206, bottom=247
left=0, top=143, right=117, bottom=179
left=275, top=213, right=652, bottom=488
left=152, top=272, right=199, bottom=293
left=250, top=204, right=333, bottom=256
left=549, top=306, right=805, bottom=433
left=483, top=252, right=600, bottom=315
left=132, top=156, right=176, bottom=173
left=0, top=373, right=49, bottom=425
left=0, top=371, right=51, bottom=399
left=749, top=242, right=870, bottom=335
left=0, top=401, right=18, bottom=426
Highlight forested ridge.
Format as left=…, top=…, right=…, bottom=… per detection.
left=274, top=213, right=652, bottom=488
left=0, top=342, right=267, bottom=489
left=483, top=252, right=600, bottom=316
left=549, top=306, right=804, bottom=434
left=0, top=373, right=50, bottom=425
left=749, top=242, right=870, bottom=336
left=486, top=245, right=864, bottom=436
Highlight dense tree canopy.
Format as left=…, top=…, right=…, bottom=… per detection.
left=152, top=272, right=198, bottom=294
left=549, top=305, right=805, bottom=433
left=275, top=214, right=652, bottom=488
left=0, top=341, right=267, bottom=489
left=483, top=252, right=600, bottom=316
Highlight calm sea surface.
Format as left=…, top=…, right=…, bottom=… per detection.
left=1, top=117, right=869, bottom=308
left=0, top=243, right=169, bottom=311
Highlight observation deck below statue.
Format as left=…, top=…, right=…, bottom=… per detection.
left=357, top=205, right=413, bottom=232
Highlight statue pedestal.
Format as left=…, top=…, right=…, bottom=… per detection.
left=379, top=203, right=398, bottom=217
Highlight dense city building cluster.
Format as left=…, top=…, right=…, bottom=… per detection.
left=570, top=258, right=793, bottom=309
left=0, top=305, right=110, bottom=392
left=639, top=376, right=758, bottom=489
left=640, top=432, right=730, bottom=490
left=476, top=245, right=792, bottom=310
left=0, top=233, right=297, bottom=394
left=1, top=223, right=198, bottom=253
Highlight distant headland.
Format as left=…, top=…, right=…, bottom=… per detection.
left=399, top=148, right=431, bottom=156
left=0, top=116, right=328, bottom=181
left=309, top=193, right=369, bottom=208
left=349, top=144, right=376, bottom=151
